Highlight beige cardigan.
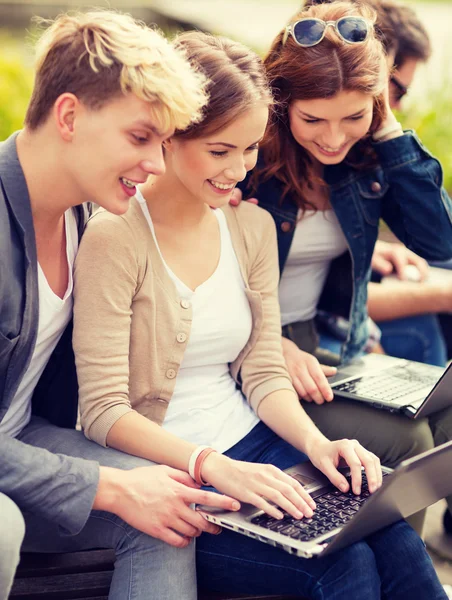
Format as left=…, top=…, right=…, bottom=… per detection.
left=73, top=198, right=297, bottom=447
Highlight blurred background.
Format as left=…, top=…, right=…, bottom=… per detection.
left=1, top=0, right=451, bottom=193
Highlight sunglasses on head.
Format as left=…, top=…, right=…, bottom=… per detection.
left=390, top=74, right=409, bottom=102
left=283, top=16, right=371, bottom=47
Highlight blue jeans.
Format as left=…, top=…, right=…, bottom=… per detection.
left=319, top=314, right=447, bottom=367
left=16, top=417, right=196, bottom=600
left=196, top=421, right=446, bottom=600
left=378, top=314, right=447, bottom=367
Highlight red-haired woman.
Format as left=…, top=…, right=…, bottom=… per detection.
left=234, top=0, right=452, bottom=536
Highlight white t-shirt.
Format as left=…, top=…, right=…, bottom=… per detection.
left=137, top=193, right=259, bottom=453
left=0, top=210, right=78, bottom=438
left=279, top=209, right=348, bottom=325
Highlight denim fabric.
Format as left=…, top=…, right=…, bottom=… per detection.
left=320, top=314, right=447, bottom=367
left=196, top=421, right=446, bottom=600
left=16, top=417, right=197, bottom=600
left=378, top=314, right=447, bottom=367
left=240, top=132, right=452, bottom=363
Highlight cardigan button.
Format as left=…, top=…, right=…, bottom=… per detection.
left=166, top=368, right=177, bottom=379
left=371, top=181, right=382, bottom=193
left=176, top=332, right=187, bottom=343
left=280, top=221, right=293, bottom=233
left=180, top=299, right=191, bottom=309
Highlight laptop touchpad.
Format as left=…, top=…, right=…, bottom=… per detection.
left=329, top=364, right=367, bottom=385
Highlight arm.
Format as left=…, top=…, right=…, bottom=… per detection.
left=0, top=434, right=99, bottom=535
left=73, top=210, right=316, bottom=520
left=368, top=240, right=452, bottom=320
left=281, top=336, right=337, bottom=405
left=0, top=433, right=238, bottom=547
left=375, top=133, right=452, bottom=262
left=256, top=389, right=380, bottom=495
left=73, top=213, right=142, bottom=444
left=368, top=280, right=452, bottom=321
left=233, top=208, right=381, bottom=495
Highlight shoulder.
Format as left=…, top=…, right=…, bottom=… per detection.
left=222, top=201, right=276, bottom=236
left=221, top=203, right=277, bottom=265
left=82, top=199, right=146, bottom=246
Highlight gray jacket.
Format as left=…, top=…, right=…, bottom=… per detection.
left=0, top=132, right=98, bottom=535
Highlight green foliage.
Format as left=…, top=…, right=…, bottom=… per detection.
left=0, top=37, right=33, bottom=140
left=398, top=82, right=452, bottom=194
left=0, top=34, right=450, bottom=195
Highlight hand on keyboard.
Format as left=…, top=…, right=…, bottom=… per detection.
left=306, top=438, right=383, bottom=495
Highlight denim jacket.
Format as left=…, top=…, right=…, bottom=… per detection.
left=0, top=132, right=88, bottom=427
left=241, top=132, right=452, bottom=362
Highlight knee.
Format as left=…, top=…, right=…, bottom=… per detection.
left=0, top=495, right=25, bottom=591
left=429, top=404, right=452, bottom=446
left=326, top=541, right=380, bottom=585
left=370, top=520, right=427, bottom=567
left=338, top=540, right=376, bottom=570
left=385, top=419, right=434, bottom=466
left=0, top=495, right=25, bottom=555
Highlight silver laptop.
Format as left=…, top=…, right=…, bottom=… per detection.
left=328, top=353, right=450, bottom=418
left=198, top=440, right=452, bottom=558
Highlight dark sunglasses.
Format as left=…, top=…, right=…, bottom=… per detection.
left=390, top=74, right=409, bottom=102
left=283, top=16, right=371, bottom=47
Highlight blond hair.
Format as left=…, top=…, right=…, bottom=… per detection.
left=25, top=10, right=208, bottom=132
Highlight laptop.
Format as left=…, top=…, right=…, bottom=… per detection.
left=198, top=440, right=452, bottom=558
left=328, top=353, right=450, bottom=418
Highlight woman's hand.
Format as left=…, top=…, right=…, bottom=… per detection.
left=305, top=437, right=382, bottom=496
left=229, top=187, right=258, bottom=206
left=374, top=63, right=403, bottom=140
left=202, top=453, right=316, bottom=521
left=282, top=337, right=336, bottom=404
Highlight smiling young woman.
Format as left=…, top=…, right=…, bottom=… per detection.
left=236, top=0, right=452, bottom=537
left=73, top=28, right=447, bottom=600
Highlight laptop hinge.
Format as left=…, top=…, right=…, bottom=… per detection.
left=402, top=405, right=417, bottom=417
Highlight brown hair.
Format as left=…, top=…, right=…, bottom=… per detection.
left=391, top=3, right=431, bottom=67
left=251, top=1, right=387, bottom=211
left=25, top=11, right=208, bottom=132
left=303, top=0, right=431, bottom=67
left=172, top=31, right=272, bottom=140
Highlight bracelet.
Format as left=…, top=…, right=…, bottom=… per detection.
left=372, top=121, right=403, bottom=141
left=188, top=445, right=210, bottom=481
left=194, top=448, right=217, bottom=486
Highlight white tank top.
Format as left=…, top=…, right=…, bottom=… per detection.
left=137, top=190, right=259, bottom=453
left=279, top=209, right=348, bottom=325
left=0, top=210, right=79, bottom=437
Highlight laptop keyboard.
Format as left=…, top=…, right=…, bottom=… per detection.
left=333, top=365, right=437, bottom=404
left=250, top=472, right=389, bottom=542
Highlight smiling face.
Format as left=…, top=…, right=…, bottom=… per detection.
left=288, top=90, right=374, bottom=166
left=65, top=92, right=173, bottom=214
left=165, top=102, right=269, bottom=208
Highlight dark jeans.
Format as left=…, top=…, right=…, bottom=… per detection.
left=196, top=421, right=446, bottom=600
left=378, top=314, right=447, bottom=367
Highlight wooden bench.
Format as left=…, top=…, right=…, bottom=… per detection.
left=11, top=550, right=303, bottom=600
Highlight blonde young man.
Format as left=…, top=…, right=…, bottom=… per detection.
left=0, top=11, right=238, bottom=600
